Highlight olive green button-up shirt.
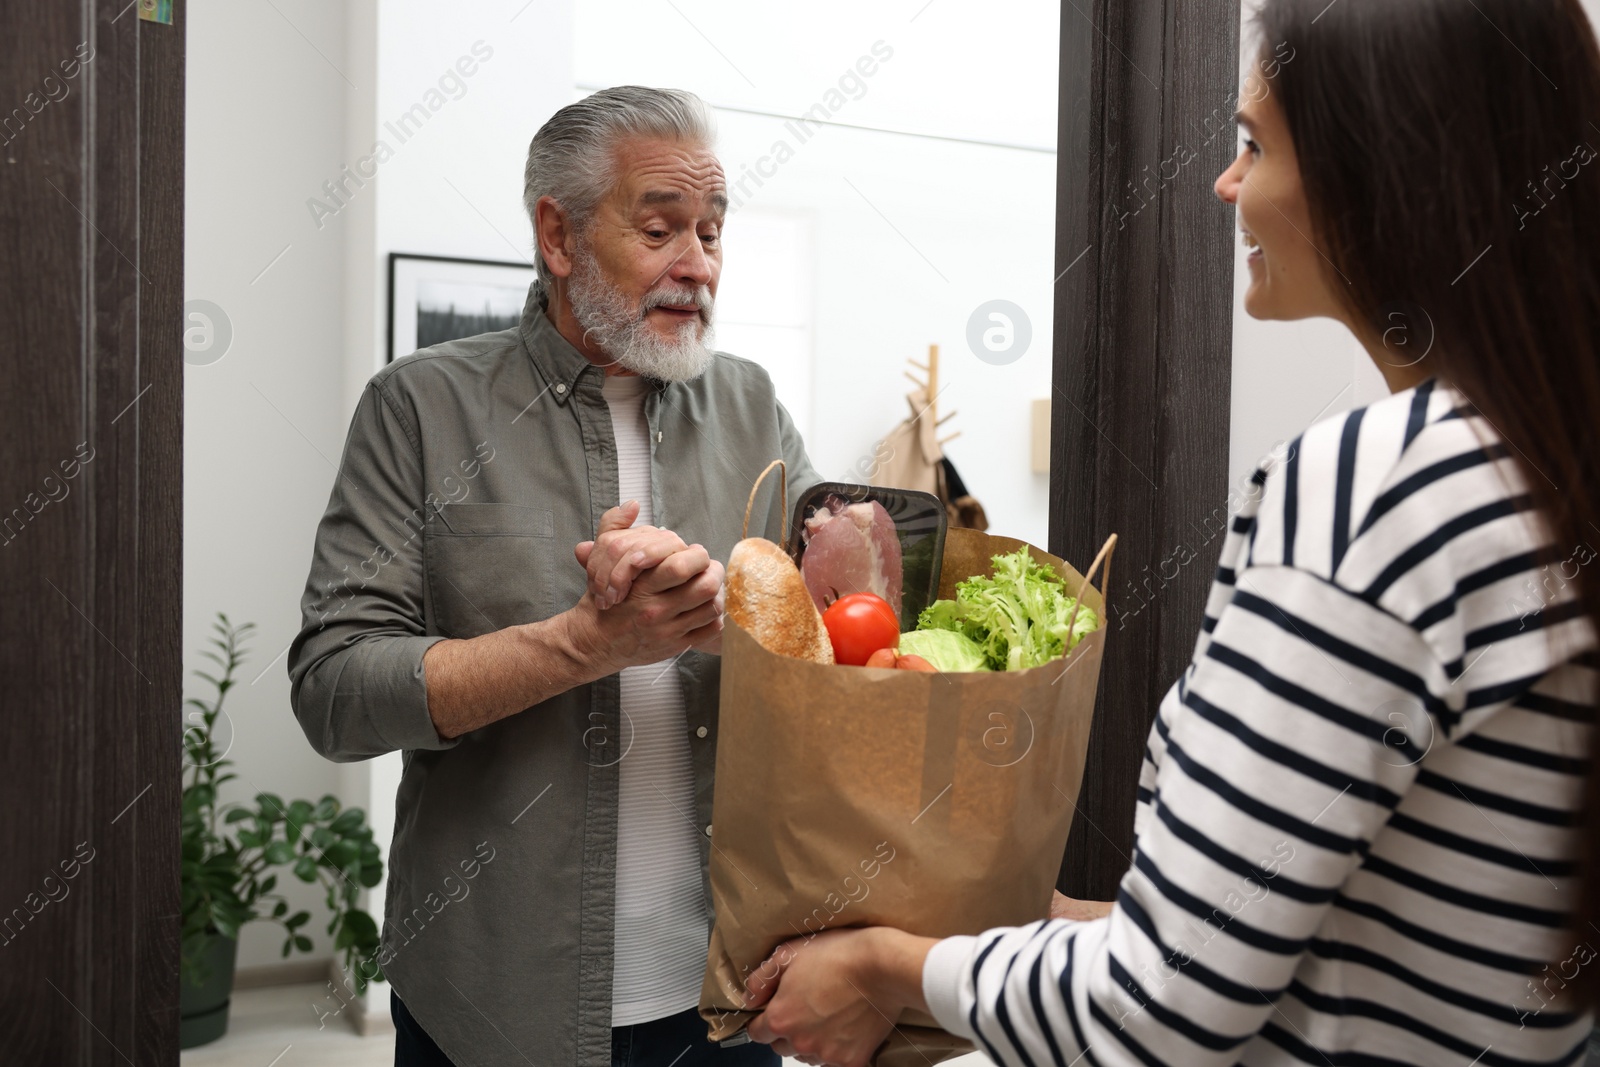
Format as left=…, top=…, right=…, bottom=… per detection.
left=286, top=285, right=819, bottom=1067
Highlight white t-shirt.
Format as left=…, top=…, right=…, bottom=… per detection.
left=601, top=372, right=710, bottom=1025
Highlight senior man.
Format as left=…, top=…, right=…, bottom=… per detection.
left=288, top=86, right=818, bottom=1067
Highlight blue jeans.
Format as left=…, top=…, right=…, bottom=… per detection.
left=392, top=994, right=778, bottom=1067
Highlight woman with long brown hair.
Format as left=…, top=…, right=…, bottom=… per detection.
left=742, top=0, right=1600, bottom=1064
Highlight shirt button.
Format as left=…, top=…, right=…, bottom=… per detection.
left=695, top=726, right=708, bottom=738
left=704, top=824, right=713, bottom=837
left=554, top=383, right=567, bottom=395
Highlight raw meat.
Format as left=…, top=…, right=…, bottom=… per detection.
left=799, top=498, right=903, bottom=622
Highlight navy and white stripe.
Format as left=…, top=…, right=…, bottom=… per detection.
left=923, top=380, right=1595, bottom=1066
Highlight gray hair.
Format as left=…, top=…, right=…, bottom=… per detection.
left=523, top=86, right=716, bottom=300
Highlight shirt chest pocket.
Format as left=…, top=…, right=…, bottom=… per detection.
left=423, top=503, right=564, bottom=638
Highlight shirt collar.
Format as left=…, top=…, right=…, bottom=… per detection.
left=518, top=283, right=670, bottom=404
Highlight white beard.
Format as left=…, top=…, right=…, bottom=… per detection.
left=567, top=249, right=717, bottom=382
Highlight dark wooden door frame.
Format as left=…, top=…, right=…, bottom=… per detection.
left=1052, top=0, right=1242, bottom=898
left=1, top=1, right=184, bottom=1062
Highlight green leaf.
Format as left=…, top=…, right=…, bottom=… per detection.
left=330, top=809, right=365, bottom=835
left=201, top=849, right=233, bottom=870
left=177, top=598, right=390, bottom=982
left=343, top=910, right=378, bottom=941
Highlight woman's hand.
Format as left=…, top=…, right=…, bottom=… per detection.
left=743, top=927, right=937, bottom=1067
left=1049, top=890, right=1114, bottom=922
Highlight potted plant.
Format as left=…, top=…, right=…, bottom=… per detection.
left=179, top=614, right=386, bottom=1048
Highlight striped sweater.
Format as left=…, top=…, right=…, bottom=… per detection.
left=922, top=379, right=1597, bottom=1066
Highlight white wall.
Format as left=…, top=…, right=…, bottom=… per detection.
left=188, top=0, right=1053, bottom=979
left=187, top=0, right=1053, bottom=1041
left=571, top=9, right=1055, bottom=1065
left=1228, top=256, right=1389, bottom=486
left=1226, top=3, right=1387, bottom=483
left=188, top=0, right=1599, bottom=1001
left=354, top=0, right=575, bottom=392
left=344, top=0, right=578, bottom=1019
left=574, top=0, right=1061, bottom=549
left=184, top=0, right=354, bottom=972
left=1227, top=0, right=1600, bottom=481
left=185, top=0, right=576, bottom=978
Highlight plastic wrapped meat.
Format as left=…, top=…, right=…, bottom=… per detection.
left=799, top=498, right=903, bottom=621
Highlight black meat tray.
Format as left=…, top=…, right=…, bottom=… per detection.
left=787, top=481, right=947, bottom=630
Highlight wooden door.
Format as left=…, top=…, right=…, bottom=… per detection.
left=0, top=1, right=185, bottom=1061
left=1052, top=0, right=1241, bottom=899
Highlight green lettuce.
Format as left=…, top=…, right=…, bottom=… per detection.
left=896, top=629, right=992, bottom=673
left=915, top=546, right=1100, bottom=671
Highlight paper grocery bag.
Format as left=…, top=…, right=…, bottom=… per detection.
left=699, top=528, right=1115, bottom=1066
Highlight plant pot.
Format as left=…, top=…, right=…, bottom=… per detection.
left=179, top=933, right=238, bottom=1049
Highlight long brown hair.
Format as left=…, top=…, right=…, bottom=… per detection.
left=1255, top=0, right=1600, bottom=1006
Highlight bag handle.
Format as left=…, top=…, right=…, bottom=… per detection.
left=743, top=459, right=788, bottom=550
left=1065, top=532, right=1118, bottom=636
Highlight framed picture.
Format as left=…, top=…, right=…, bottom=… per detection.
left=387, top=253, right=537, bottom=365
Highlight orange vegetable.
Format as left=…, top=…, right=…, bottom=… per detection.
left=894, top=654, right=937, bottom=672
left=865, top=647, right=899, bottom=670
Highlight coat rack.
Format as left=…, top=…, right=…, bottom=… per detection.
left=903, top=344, right=961, bottom=448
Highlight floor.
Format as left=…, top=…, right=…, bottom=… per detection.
left=181, top=983, right=995, bottom=1067
left=180, top=983, right=393, bottom=1067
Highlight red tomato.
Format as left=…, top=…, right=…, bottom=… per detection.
left=821, top=593, right=900, bottom=667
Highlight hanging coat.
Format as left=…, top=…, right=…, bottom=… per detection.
left=871, top=388, right=988, bottom=531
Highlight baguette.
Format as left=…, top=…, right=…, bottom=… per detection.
left=726, top=537, right=834, bottom=665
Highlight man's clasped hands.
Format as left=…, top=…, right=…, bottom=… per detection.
left=569, top=500, right=727, bottom=669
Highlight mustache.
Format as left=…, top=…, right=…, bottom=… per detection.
left=639, top=285, right=714, bottom=319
